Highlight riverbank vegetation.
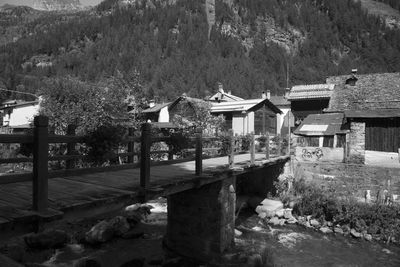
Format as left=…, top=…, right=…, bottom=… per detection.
left=275, top=176, right=400, bottom=244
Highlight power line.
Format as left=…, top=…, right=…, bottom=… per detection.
left=0, top=88, right=39, bottom=99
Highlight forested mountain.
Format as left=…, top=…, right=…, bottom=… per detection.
left=1, top=0, right=400, bottom=103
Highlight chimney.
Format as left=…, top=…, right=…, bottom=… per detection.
left=284, top=88, right=290, bottom=99
left=228, top=90, right=232, bottom=95
left=266, top=90, right=271, bottom=100
left=149, top=100, right=155, bottom=108
left=261, top=91, right=266, bottom=99
left=218, top=82, right=224, bottom=93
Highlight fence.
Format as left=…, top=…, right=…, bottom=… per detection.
left=0, top=116, right=283, bottom=212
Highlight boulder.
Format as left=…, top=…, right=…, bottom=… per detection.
left=283, top=209, right=293, bottom=219
left=310, top=219, right=320, bottom=228
left=350, top=229, right=362, bottom=238
left=327, top=221, right=333, bottom=227
left=255, top=206, right=275, bottom=218
left=85, top=220, right=114, bottom=244
left=279, top=219, right=286, bottom=226
left=286, top=217, right=298, bottom=224
left=304, top=222, right=312, bottom=228
left=260, top=199, right=284, bottom=210
left=125, top=204, right=152, bottom=225
left=297, top=216, right=306, bottom=224
left=275, top=209, right=284, bottom=218
left=235, top=229, right=242, bottom=237
left=109, top=216, right=130, bottom=236
left=319, top=227, right=333, bottom=234
left=306, top=215, right=312, bottom=221
left=334, top=227, right=344, bottom=234
left=24, top=230, right=69, bottom=249
left=269, top=217, right=281, bottom=226
left=341, top=225, right=351, bottom=233
left=363, top=233, right=373, bottom=241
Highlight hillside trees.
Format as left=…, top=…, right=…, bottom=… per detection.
left=1, top=0, right=400, bottom=104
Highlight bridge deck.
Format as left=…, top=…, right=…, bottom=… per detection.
left=0, top=154, right=287, bottom=227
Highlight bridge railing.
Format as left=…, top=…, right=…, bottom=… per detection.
left=0, top=116, right=284, bottom=212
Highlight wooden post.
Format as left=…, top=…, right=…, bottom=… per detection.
left=195, top=127, right=202, bottom=176
left=33, top=115, right=49, bottom=212
left=128, top=127, right=135, bottom=163
left=250, top=132, right=255, bottom=165
left=66, top=124, right=76, bottom=169
left=140, top=123, right=151, bottom=189
left=265, top=131, right=270, bottom=159
left=228, top=130, right=234, bottom=168
left=276, top=135, right=281, bottom=157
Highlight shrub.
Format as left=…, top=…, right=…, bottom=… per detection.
left=85, top=125, right=127, bottom=165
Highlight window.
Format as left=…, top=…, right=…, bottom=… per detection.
left=298, top=136, right=319, bottom=147
left=323, top=136, right=334, bottom=148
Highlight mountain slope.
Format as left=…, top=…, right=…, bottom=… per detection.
left=1, top=0, right=400, bottom=102
left=358, top=0, right=400, bottom=28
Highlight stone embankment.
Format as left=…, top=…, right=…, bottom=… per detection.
left=254, top=199, right=381, bottom=243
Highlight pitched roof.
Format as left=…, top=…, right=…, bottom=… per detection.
left=287, top=84, right=335, bottom=101
left=344, top=109, right=400, bottom=118
left=208, top=91, right=244, bottom=102
left=142, top=102, right=170, bottom=113
left=211, top=98, right=282, bottom=114
left=326, top=72, right=400, bottom=112
left=294, top=113, right=347, bottom=136
left=0, top=100, right=39, bottom=110
left=269, top=95, right=290, bottom=106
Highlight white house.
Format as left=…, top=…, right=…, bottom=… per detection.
left=210, top=98, right=281, bottom=135
left=0, top=100, right=40, bottom=130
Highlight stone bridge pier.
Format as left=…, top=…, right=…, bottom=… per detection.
left=164, top=176, right=236, bottom=263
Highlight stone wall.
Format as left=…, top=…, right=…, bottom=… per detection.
left=165, top=177, right=235, bottom=263
left=348, top=121, right=365, bottom=163
left=294, top=161, right=400, bottom=199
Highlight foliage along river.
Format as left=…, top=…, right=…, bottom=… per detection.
left=234, top=211, right=400, bottom=266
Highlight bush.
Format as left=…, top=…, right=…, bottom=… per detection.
left=85, top=125, right=127, bottom=165
left=282, top=178, right=400, bottom=242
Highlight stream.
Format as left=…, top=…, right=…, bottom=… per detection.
left=234, top=211, right=400, bottom=266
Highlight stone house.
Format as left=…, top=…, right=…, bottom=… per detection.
left=287, top=83, right=334, bottom=128
left=325, top=72, right=400, bottom=165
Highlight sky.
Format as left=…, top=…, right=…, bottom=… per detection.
left=0, top=0, right=103, bottom=7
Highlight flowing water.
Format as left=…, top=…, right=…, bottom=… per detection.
left=235, top=212, right=400, bottom=267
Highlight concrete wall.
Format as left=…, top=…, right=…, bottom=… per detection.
left=232, top=112, right=254, bottom=135
left=276, top=107, right=290, bottom=135
left=295, top=146, right=344, bottom=163
left=158, top=106, right=169, bottom=122
left=165, top=177, right=235, bottom=262
left=365, top=150, right=400, bottom=167
left=348, top=121, right=365, bottom=163
left=294, top=161, right=400, bottom=198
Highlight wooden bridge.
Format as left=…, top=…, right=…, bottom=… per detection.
left=0, top=116, right=289, bottom=262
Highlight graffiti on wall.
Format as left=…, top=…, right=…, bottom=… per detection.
left=302, top=148, right=324, bottom=160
